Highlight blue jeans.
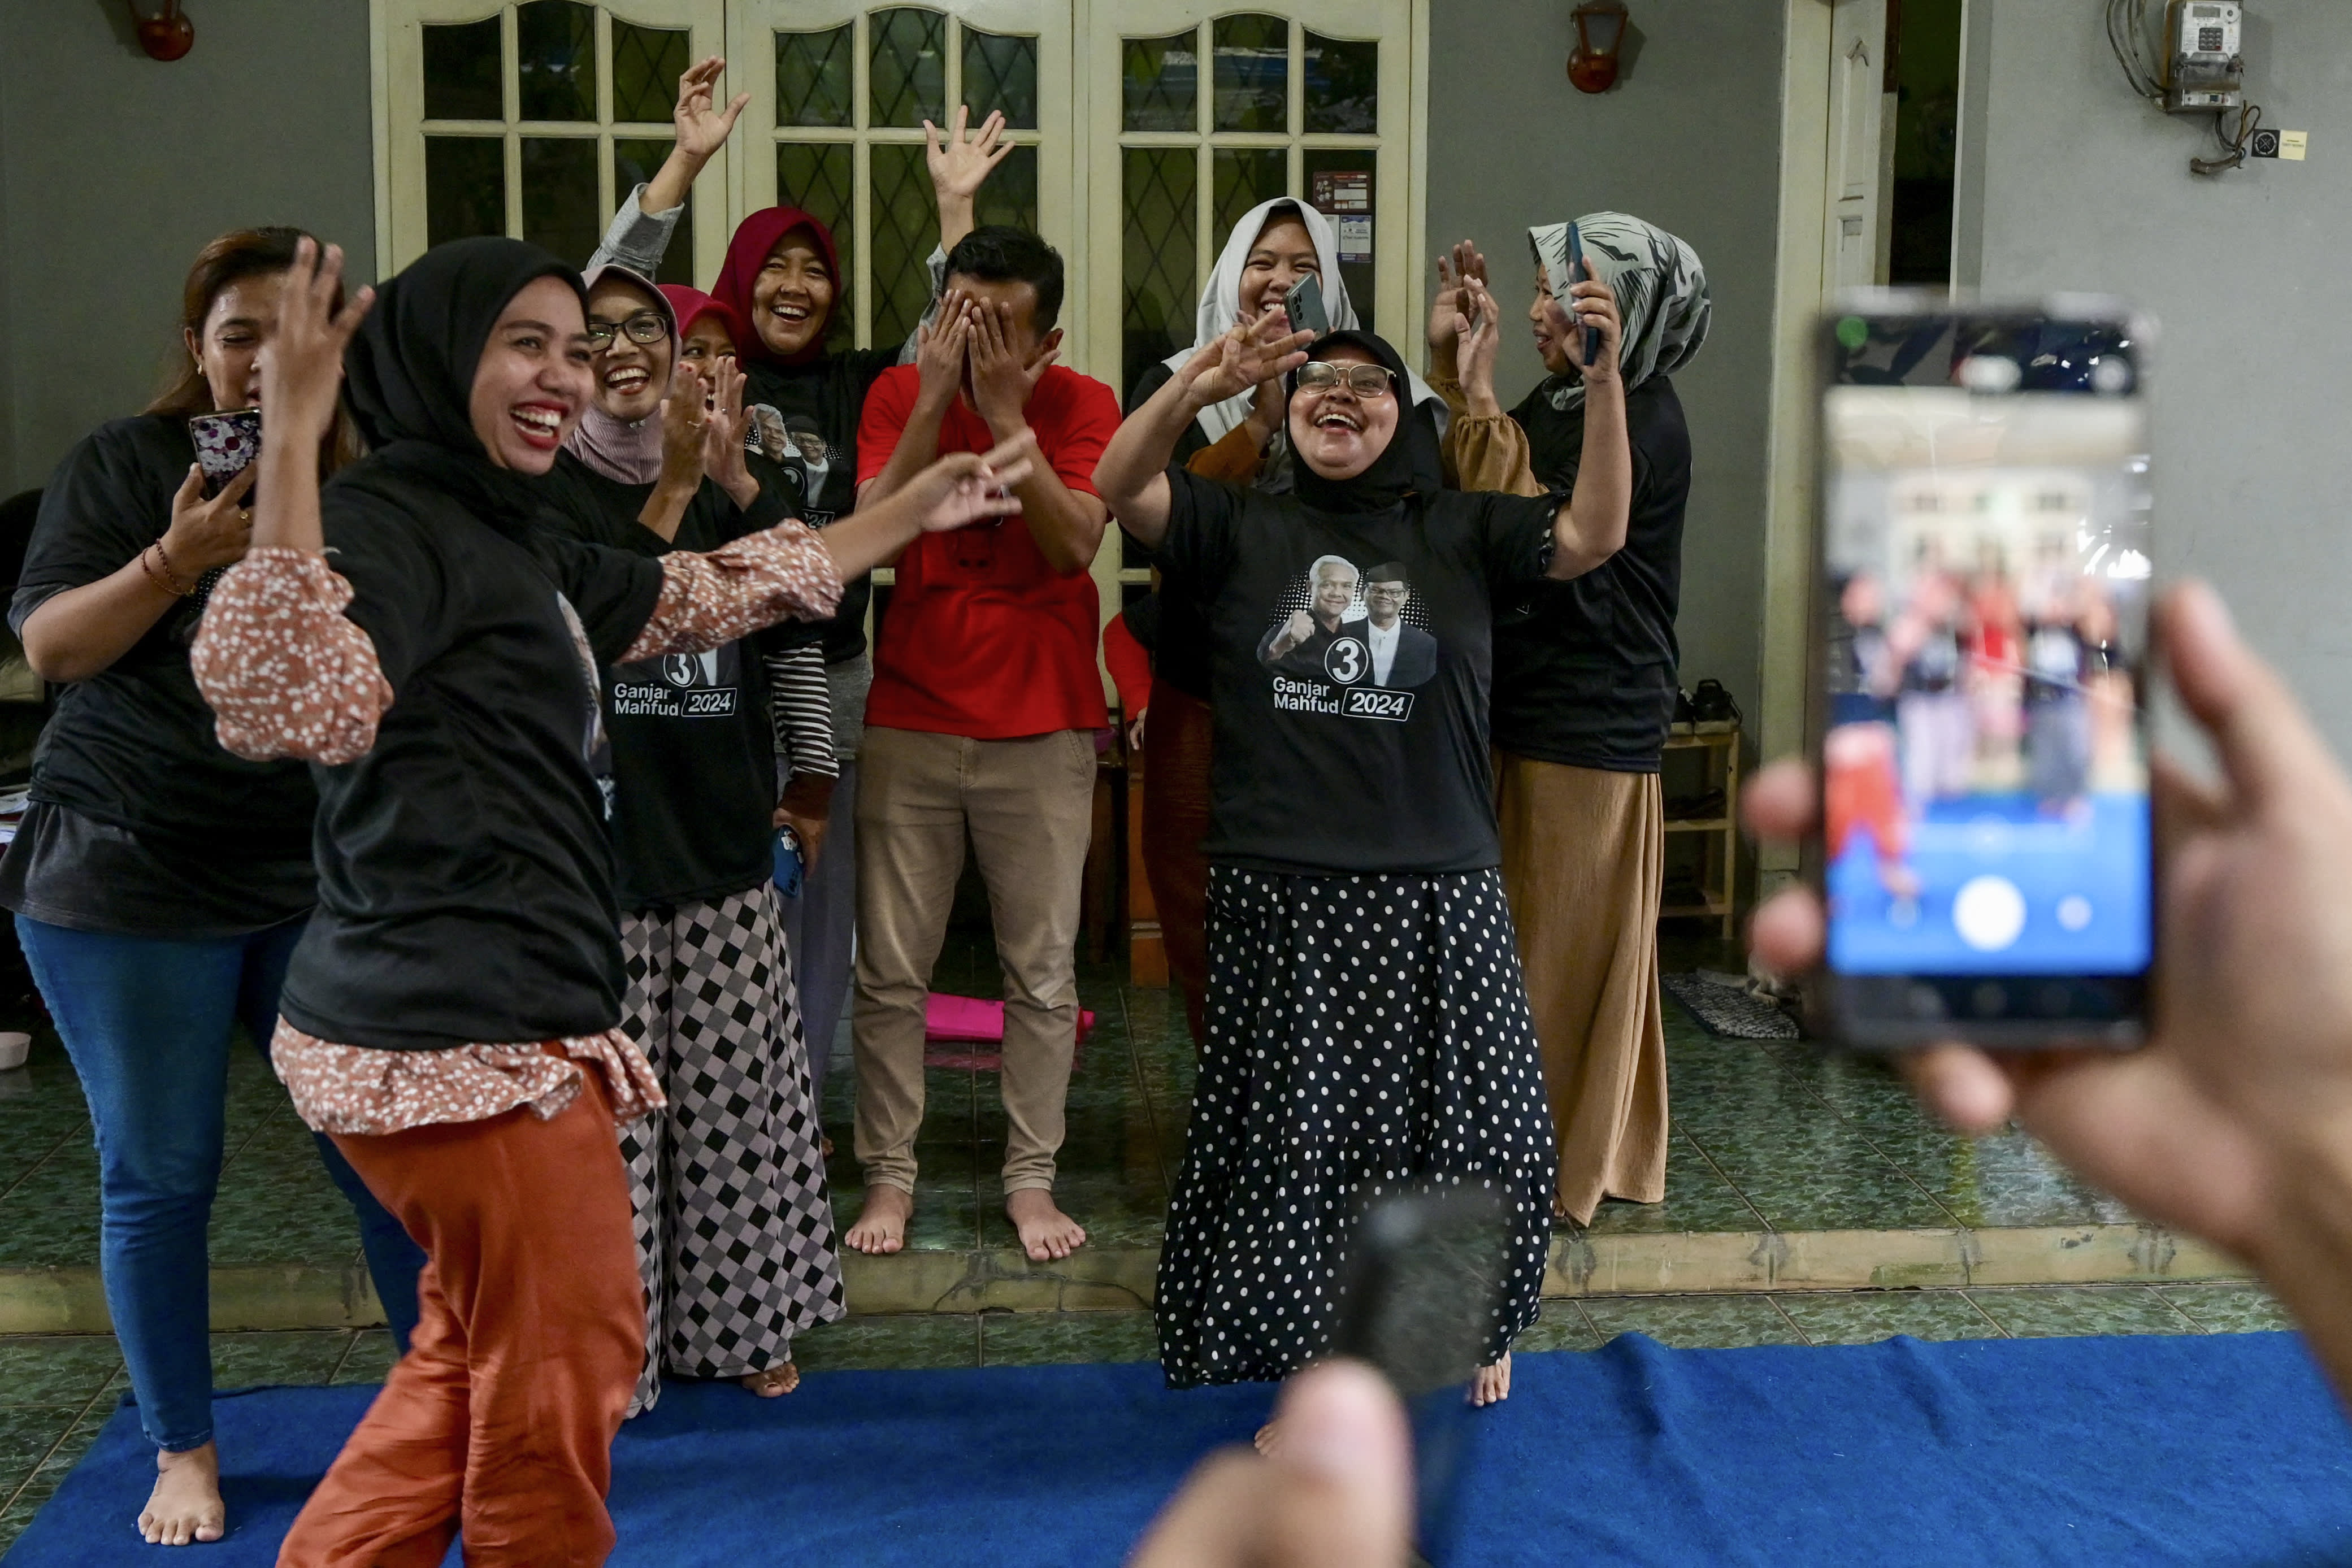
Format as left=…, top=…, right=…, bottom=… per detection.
left=16, top=913, right=426, bottom=1452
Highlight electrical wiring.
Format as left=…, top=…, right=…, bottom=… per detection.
left=2105, top=0, right=2166, bottom=101
left=2193, top=99, right=2264, bottom=175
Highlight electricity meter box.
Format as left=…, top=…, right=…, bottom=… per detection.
left=2166, top=0, right=2244, bottom=112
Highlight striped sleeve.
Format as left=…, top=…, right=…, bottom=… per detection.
left=765, top=641, right=840, bottom=781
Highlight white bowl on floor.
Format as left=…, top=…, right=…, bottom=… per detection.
left=0, top=1032, right=29, bottom=1071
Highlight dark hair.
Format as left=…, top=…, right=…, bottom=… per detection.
left=147, top=226, right=359, bottom=473
left=784, top=414, right=822, bottom=437
left=1365, top=562, right=1412, bottom=589
left=943, top=225, right=1065, bottom=332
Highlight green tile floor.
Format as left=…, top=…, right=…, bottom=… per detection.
left=0, top=1281, right=2299, bottom=1556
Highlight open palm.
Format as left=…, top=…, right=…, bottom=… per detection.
left=1186, top=310, right=1313, bottom=407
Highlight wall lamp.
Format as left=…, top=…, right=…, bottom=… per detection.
left=128, top=1, right=196, bottom=62
left=1568, top=0, right=1629, bottom=94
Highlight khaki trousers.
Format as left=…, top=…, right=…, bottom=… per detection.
left=852, top=726, right=1096, bottom=1194
left=1494, top=754, right=1670, bottom=1225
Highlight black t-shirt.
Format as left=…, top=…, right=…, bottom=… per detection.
left=1490, top=376, right=1693, bottom=772
left=540, top=451, right=793, bottom=910
left=1123, top=360, right=1218, bottom=702
left=0, top=415, right=315, bottom=930
left=745, top=352, right=890, bottom=663
left=275, top=459, right=664, bottom=1052
left=1152, top=469, right=1555, bottom=876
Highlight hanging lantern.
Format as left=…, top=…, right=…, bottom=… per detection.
left=1568, top=0, right=1629, bottom=94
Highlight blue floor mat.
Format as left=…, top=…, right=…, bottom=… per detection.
left=11, top=1329, right=2351, bottom=1566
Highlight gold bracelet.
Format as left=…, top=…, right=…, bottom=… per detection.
left=140, top=542, right=195, bottom=598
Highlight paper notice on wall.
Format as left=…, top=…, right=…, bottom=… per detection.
left=1336, top=216, right=1373, bottom=263
left=1310, top=170, right=1371, bottom=214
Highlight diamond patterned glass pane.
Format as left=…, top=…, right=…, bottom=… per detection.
left=1122, top=31, right=1196, bottom=133
left=963, top=27, right=1039, bottom=130
left=518, top=0, right=596, bottom=122
left=426, top=136, right=507, bottom=246
left=778, top=142, right=855, bottom=351
left=1213, top=14, right=1287, bottom=133
left=1304, top=33, right=1378, bottom=134
left=974, top=144, right=1039, bottom=233
left=869, top=8, right=947, bottom=131
left=1303, top=148, right=1376, bottom=335
left=776, top=26, right=852, bottom=128
left=1213, top=148, right=1287, bottom=247
left=522, top=136, right=600, bottom=263
left=423, top=18, right=501, bottom=121
left=615, top=137, right=691, bottom=282
left=1122, top=146, right=1197, bottom=399
left=870, top=141, right=941, bottom=348
left=613, top=21, right=688, bottom=123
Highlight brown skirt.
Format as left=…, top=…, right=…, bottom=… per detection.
left=1494, top=753, right=1669, bottom=1224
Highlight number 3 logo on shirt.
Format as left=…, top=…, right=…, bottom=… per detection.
left=1325, top=636, right=1368, bottom=685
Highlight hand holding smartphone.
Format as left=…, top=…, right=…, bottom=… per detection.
left=189, top=409, right=262, bottom=504
left=1283, top=272, right=1331, bottom=340
left=1565, top=222, right=1602, bottom=368
left=1812, top=299, right=2153, bottom=1048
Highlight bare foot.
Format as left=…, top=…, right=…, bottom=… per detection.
left=844, top=1185, right=912, bottom=1254
left=141, top=1441, right=225, bottom=1546
left=820, top=1133, right=835, bottom=1161
left=1006, top=1188, right=1086, bottom=1262
left=739, top=1362, right=800, bottom=1397
left=1469, top=1351, right=1512, bottom=1408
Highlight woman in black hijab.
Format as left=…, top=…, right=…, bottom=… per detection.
left=188, top=234, right=1031, bottom=1566
left=1096, top=306, right=1627, bottom=1417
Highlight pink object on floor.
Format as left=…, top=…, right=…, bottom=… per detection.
left=921, top=994, right=1095, bottom=1070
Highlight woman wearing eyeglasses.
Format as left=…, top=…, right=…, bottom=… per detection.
left=1095, top=298, right=1628, bottom=1417
left=536, top=253, right=849, bottom=1414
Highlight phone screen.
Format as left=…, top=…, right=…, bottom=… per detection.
left=1817, top=306, right=2152, bottom=1044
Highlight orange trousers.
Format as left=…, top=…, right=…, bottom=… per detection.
left=277, top=1069, right=644, bottom=1568
left=1139, top=678, right=1213, bottom=1045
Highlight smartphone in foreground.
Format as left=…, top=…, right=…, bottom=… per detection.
left=1332, top=1185, right=1505, bottom=1564
left=1565, top=221, right=1600, bottom=367
left=1812, top=298, right=2153, bottom=1049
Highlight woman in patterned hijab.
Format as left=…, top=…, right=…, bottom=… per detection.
left=1437, top=210, right=1711, bottom=1231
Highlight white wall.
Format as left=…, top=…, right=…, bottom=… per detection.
left=1964, top=0, right=2352, bottom=753
left=0, top=0, right=376, bottom=495
left=1424, top=0, right=1786, bottom=723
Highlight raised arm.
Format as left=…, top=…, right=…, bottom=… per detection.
left=1096, top=307, right=1311, bottom=550
left=964, top=299, right=1103, bottom=575
left=928, top=106, right=1013, bottom=254
left=639, top=57, right=748, bottom=225
left=189, top=241, right=392, bottom=765
left=859, top=294, right=970, bottom=510
left=1542, top=259, right=1631, bottom=581
left=1439, top=273, right=1542, bottom=499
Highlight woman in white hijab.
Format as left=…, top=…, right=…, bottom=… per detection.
left=1116, top=199, right=1442, bottom=1049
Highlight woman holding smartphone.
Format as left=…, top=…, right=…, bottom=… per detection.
left=188, top=234, right=1027, bottom=1563
left=0, top=226, right=426, bottom=1548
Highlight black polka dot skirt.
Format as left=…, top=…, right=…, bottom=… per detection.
left=1156, top=865, right=1557, bottom=1389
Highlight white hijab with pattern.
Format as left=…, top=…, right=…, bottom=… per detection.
left=1527, top=212, right=1711, bottom=413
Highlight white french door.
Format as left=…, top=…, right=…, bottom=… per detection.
left=376, top=0, right=733, bottom=281
left=726, top=1, right=1076, bottom=355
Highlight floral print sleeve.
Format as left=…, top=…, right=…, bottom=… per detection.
left=189, top=546, right=394, bottom=766
left=271, top=1021, right=666, bottom=1136
left=621, top=519, right=844, bottom=663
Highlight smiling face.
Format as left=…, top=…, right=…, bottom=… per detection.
left=1237, top=213, right=1321, bottom=322
left=1312, top=559, right=1359, bottom=623
left=467, top=275, right=593, bottom=474
left=185, top=271, right=288, bottom=412
left=752, top=228, right=836, bottom=359
left=1529, top=264, right=1575, bottom=378
left=585, top=275, right=672, bottom=424
left=679, top=312, right=737, bottom=372
left=1288, top=344, right=1399, bottom=483
left=1365, top=576, right=1409, bottom=628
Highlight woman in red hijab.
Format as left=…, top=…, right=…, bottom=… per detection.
left=704, top=108, right=1011, bottom=1109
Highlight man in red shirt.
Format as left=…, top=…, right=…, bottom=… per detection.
left=849, top=227, right=1119, bottom=1263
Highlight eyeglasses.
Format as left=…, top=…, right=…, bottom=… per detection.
left=584, top=311, right=670, bottom=351
left=1296, top=362, right=1396, bottom=398
left=1364, top=582, right=1408, bottom=598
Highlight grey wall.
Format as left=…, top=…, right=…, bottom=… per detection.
left=0, top=0, right=376, bottom=495
left=1425, top=0, right=1786, bottom=715
left=1965, top=0, right=2352, bottom=753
